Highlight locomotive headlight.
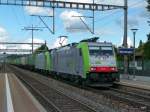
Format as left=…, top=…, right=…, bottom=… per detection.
left=111, top=67, right=115, bottom=70
left=111, top=67, right=118, bottom=71
left=90, top=67, right=96, bottom=71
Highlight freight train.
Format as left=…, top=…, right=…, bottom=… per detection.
left=7, top=37, right=119, bottom=86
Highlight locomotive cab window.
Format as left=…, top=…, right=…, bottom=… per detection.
left=89, top=46, right=113, bottom=56
left=89, top=46, right=100, bottom=56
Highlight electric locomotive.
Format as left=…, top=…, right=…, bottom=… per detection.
left=7, top=37, right=119, bottom=87
left=50, top=37, right=119, bottom=86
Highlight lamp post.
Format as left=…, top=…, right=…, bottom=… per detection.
left=123, top=0, right=128, bottom=75
left=131, top=28, right=138, bottom=80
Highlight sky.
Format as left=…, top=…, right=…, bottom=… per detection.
left=0, top=0, right=149, bottom=54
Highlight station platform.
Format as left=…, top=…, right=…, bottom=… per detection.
left=0, top=73, right=47, bottom=112
left=117, top=74, right=150, bottom=90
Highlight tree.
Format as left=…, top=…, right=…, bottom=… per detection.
left=147, top=0, right=150, bottom=12
left=113, top=46, right=124, bottom=61
left=145, top=0, right=150, bottom=59
left=147, top=33, right=150, bottom=41
left=143, top=41, right=150, bottom=59
left=34, top=44, right=49, bottom=53
left=138, top=40, right=143, bottom=48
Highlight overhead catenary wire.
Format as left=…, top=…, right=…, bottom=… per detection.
left=95, top=10, right=121, bottom=23
left=95, top=0, right=145, bottom=23
left=92, top=0, right=146, bottom=31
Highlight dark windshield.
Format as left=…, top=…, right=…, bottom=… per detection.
left=89, top=46, right=113, bottom=56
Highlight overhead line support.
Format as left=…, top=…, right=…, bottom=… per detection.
left=22, top=25, right=43, bottom=54
left=0, top=0, right=125, bottom=11
left=0, top=42, right=44, bottom=45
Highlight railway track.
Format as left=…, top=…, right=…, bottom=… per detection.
left=9, top=65, right=150, bottom=112
left=102, top=88, right=150, bottom=110
left=58, top=75, right=150, bottom=111
left=110, top=86, right=150, bottom=103
left=11, top=67, right=97, bottom=112
left=113, top=83, right=150, bottom=98
left=84, top=85, right=150, bottom=112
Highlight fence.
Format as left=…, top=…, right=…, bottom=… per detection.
left=117, top=60, right=150, bottom=77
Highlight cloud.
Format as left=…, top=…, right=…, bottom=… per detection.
left=50, top=36, right=68, bottom=49
left=129, top=1, right=149, bottom=19
left=129, top=0, right=147, bottom=9
left=0, top=27, right=9, bottom=50
left=138, top=9, right=150, bottom=19
left=128, top=17, right=139, bottom=27
left=116, top=16, right=140, bottom=29
left=3, top=38, right=45, bottom=54
left=0, top=27, right=8, bottom=41
left=24, top=2, right=53, bottom=16
left=127, top=37, right=133, bottom=47
left=119, top=36, right=133, bottom=48
left=60, top=10, right=89, bottom=32
left=19, top=38, right=45, bottom=50
left=115, top=0, right=149, bottom=27
left=25, top=7, right=53, bottom=16
left=0, top=45, right=7, bottom=50
left=59, top=0, right=147, bottom=33
left=95, top=28, right=116, bottom=36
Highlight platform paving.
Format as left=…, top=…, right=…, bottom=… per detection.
left=0, top=73, right=47, bottom=112
left=119, top=74, right=150, bottom=90
left=0, top=73, right=6, bottom=112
